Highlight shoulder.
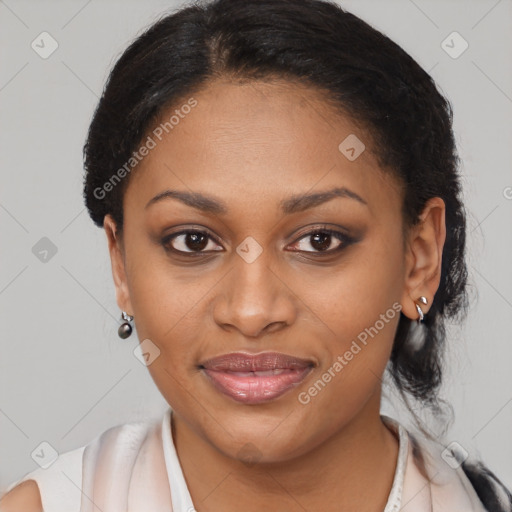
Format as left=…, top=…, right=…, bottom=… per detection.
left=405, top=431, right=504, bottom=512
left=0, top=445, right=85, bottom=512
left=0, top=416, right=159, bottom=512
left=0, top=479, right=43, bottom=512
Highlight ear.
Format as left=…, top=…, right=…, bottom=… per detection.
left=104, top=214, right=133, bottom=315
left=400, top=197, right=446, bottom=321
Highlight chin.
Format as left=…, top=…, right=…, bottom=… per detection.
left=205, top=411, right=314, bottom=463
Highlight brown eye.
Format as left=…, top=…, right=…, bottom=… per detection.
left=162, top=230, right=223, bottom=254
left=290, top=228, right=354, bottom=254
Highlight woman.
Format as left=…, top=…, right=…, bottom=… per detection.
left=1, top=0, right=510, bottom=510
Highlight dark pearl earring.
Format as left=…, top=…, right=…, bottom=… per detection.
left=118, top=311, right=134, bottom=339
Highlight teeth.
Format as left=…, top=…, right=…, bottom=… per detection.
left=228, top=369, right=290, bottom=377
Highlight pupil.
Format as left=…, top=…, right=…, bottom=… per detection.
left=187, top=232, right=208, bottom=251
left=311, top=233, right=331, bottom=251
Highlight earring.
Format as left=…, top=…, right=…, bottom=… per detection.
left=118, top=311, right=134, bottom=339
left=415, top=296, right=428, bottom=324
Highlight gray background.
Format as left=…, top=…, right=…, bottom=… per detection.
left=1, top=0, right=511, bottom=493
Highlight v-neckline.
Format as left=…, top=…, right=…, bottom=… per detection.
left=161, top=409, right=410, bottom=511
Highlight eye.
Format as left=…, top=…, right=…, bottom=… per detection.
left=161, top=225, right=355, bottom=257
left=289, top=227, right=354, bottom=254
left=161, top=229, right=223, bottom=254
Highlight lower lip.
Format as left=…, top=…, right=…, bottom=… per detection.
left=202, top=367, right=313, bottom=404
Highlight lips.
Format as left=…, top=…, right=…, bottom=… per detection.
left=200, top=352, right=314, bottom=371
left=199, top=352, right=314, bottom=404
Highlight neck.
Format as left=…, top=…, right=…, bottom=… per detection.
left=172, top=392, right=399, bottom=512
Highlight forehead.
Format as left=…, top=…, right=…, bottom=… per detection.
left=125, top=78, right=401, bottom=219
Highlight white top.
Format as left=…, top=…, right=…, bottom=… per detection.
left=2, top=408, right=489, bottom=511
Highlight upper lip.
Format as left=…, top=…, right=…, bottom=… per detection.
left=199, top=351, right=315, bottom=372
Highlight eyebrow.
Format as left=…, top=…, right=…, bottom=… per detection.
left=144, top=186, right=367, bottom=215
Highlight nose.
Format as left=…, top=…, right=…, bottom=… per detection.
left=213, top=254, right=297, bottom=339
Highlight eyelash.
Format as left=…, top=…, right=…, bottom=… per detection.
left=161, top=225, right=355, bottom=257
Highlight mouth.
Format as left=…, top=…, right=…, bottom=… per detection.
left=199, top=351, right=315, bottom=404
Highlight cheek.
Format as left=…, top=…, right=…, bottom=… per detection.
left=125, top=248, right=223, bottom=377
left=305, top=237, right=404, bottom=342
left=125, top=260, right=211, bottom=409
left=294, top=282, right=402, bottom=443
left=301, top=232, right=404, bottom=390
left=128, top=266, right=209, bottom=348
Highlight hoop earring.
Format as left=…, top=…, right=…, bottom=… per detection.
left=415, top=296, right=428, bottom=324
left=118, top=311, right=134, bottom=339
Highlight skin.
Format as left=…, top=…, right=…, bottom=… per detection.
left=0, top=480, right=42, bottom=511
left=97, top=78, right=446, bottom=512
left=0, top=78, right=446, bottom=511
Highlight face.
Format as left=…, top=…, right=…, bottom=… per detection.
left=104, top=78, right=444, bottom=463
